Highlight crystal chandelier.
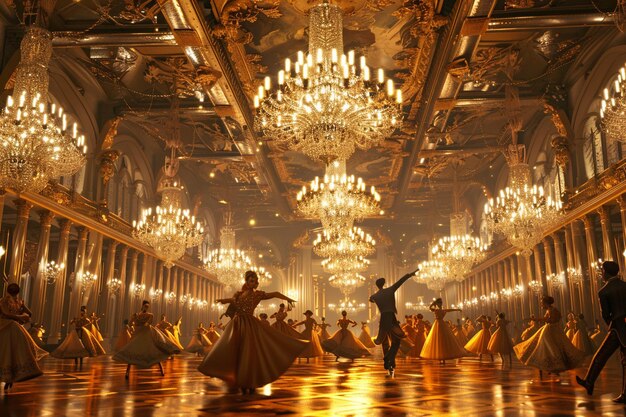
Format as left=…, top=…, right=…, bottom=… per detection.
left=547, top=272, right=564, bottom=290
left=600, top=65, right=626, bottom=142
left=513, top=284, right=525, bottom=298
left=414, top=258, right=449, bottom=292
left=132, top=283, right=146, bottom=299
left=250, top=265, right=272, bottom=288
left=107, top=278, right=122, bottom=294
left=254, top=0, right=402, bottom=163
left=313, top=226, right=376, bottom=258
left=485, top=145, right=563, bottom=256
left=328, top=271, right=366, bottom=297
left=0, top=26, right=86, bottom=193
left=165, top=291, right=177, bottom=304
left=297, top=160, right=380, bottom=233
left=79, top=271, right=98, bottom=291
left=528, top=280, right=543, bottom=295
left=431, top=212, right=488, bottom=281
left=328, top=298, right=366, bottom=314
left=567, top=267, right=584, bottom=286
left=149, top=288, right=163, bottom=301
left=204, top=224, right=251, bottom=288
left=322, top=255, right=370, bottom=274
left=133, top=150, right=204, bottom=267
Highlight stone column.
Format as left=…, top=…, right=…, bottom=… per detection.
left=9, top=199, right=33, bottom=283
left=30, top=210, right=54, bottom=323
left=552, top=232, right=569, bottom=312
left=113, top=245, right=129, bottom=337
left=598, top=205, right=617, bottom=261
left=126, top=250, right=139, bottom=318
left=67, top=227, right=89, bottom=324
left=101, top=240, right=119, bottom=336
left=48, top=219, right=72, bottom=343
left=582, top=215, right=601, bottom=324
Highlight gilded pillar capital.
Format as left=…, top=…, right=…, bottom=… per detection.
left=38, top=210, right=54, bottom=227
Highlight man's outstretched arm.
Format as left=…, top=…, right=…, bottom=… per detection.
left=390, top=268, right=419, bottom=292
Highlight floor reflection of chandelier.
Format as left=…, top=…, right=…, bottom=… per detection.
left=328, top=271, right=366, bottom=297
left=297, top=161, right=380, bottom=233
left=133, top=156, right=204, bottom=267
left=254, top=0, right=402, bottom=163
left=431, top=212, right=487, bottom=281
left=328, top=298, right=367, bottom=314
left=600, top=66, right=626, bottom=142
left=0, top=26, right=86, bottom=193
left=485, top=145, right=562, bottom=256
left=204, top=225, right=251, bottom=288
left=313, top=226, right=376, bottom=258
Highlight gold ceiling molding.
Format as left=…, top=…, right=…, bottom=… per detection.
left=144, top=57, right=222, bottom=96
left=504, top=0, right=537, bottom=9
left=101, top=117, right=123, bottom=150
left=468, top=47, right=521, bottom=87
left=543, top=84, right=570, bottom=167
left=393, top=0, right=447, bottom=116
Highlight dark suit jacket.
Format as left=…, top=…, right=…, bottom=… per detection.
left=598, top=276, right=626, bottom=346
left=369, top=273, right=413, bottom=314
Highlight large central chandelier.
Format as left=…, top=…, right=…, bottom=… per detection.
left=431, top=212, right=488, bottom=281
left=485, top=145, right=562, bottom=256
left=297, top=160, right=380, bottom=233
left=322, top=255, right=370, bottom=274
left=313, top=226, right=376, bottom=258
left=204, top=224, right=252, bottom=288
left=0, top=26, right=86, bottom=193
left=133, top=153, right=204, bottom=267
left=414, top=257, right=449, bottom=292
left=600, top=64, right=626, bottom=142
left=328, top=298, right=366, bottom=314
left=328, top=271, right=366, bottom=297
left=254, top=0, right=402, bottom=162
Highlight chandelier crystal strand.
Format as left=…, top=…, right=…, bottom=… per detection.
left=413, top=257, right=449, bottom=292
left=204, top=225, right=252, bottom=288
left=485, top=145, right=563, bottom=256
left=254, top=1, right=402, bottom=163
left=0, top=26, right=87, bottom=193
left=313, top=226, right=376, bottom=258
left=133, top=151, right=204, bottom=268
left=297, top=160, right=381, bottom=233
left=328, top=271, right=366, bottom=297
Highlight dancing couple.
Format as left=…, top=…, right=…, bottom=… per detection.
left=369, top=268, right=419, bottom=376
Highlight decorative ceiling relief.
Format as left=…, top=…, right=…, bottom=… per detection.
left=145, top=57, right=222, bottom=97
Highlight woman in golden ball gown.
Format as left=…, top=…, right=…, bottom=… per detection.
left=514, top=296, right=585, bottom=375
left=572, top=314, right=595, bottom=357
left=87, top=312, right=104, bottom=342
left=521, top=316, right=541, bottom=341
left=206, top=322, right=221, bottom=344
left=113, top=300, right=181, bottom=379
left=465, top=315, right=493, bottom=361
left=185, top=322, right=212, bottom=356
left=156, top=314, right=184, bottom=351
left=401, top=316, right=421, bottom=358
left=197, top=271, right=307, bottom=394
left=420, top=299, right=466, bottom=364
left=318, top=317, right=332, bottom=342
left=463, top=318, right=476, bottom=339
left=0, top=283, right=47, bottom=390
left=412, top=314, right=429, bottom=357
left=487, top=313, right=514, bottom=366
left=270, top=304, right=303, bottom=339
left=52, top=306, right=106, bottom=367
left=358, top=321, right=376, bottom=348
left=564, top=313, right=577, bottom=341
left=452, top=319, right=468, bottom=347
left=114, top=318, right=134, bottom=353
left=590, top=322, right=606, bottom=349
left=294, top=310, right=325, bottom=362
left=322, top=311, right=371, bottom=361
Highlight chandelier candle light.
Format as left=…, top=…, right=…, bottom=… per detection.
left=600, top=64, right=626, bottom=142
left=485, top=145, right=562, bottom=256
left=313, top=226, right=376, bottom=258
left=254, top=0, right=402, bottom=163
left=204, top=225, right=252, bottom=288
left=0, top=27, right=86, bottom=193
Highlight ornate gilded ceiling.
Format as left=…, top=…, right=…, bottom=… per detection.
left=0, top=0, right=620, bottom=254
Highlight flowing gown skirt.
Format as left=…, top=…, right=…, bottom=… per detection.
left=465, top=328, right=491, bottom=355
left=114, top=328, right=132, bottom=353
left=186, top=334, right=212, bottom=354
left=52, top=331, right=90, bottom=359
left=299, top=327, right=325, bottom=358
left=322, top=329, right=371, bottom=359
left=198, top=314, right=307, bottom=389
left=420, top=320, right=466, bottom=360
left=487, top=327, right=514, bottom=355
left=113, top=326, right=180, bottom=368
left=0, top=319, right=48, bottom=383
left=358, top=328, right=377, bottom=348
left=513, top=323, right=585, bottom=372
left=272, top=321, right=304, bottom=339
left=572, top=329, right=595, bottom=356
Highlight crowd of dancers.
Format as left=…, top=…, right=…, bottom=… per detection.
left=1, top=263, right=625, bottom=403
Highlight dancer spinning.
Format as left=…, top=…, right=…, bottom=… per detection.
left=577, top=261, right=626, bottom=402
left=270, top=303, right=302, bottom=339
left=358, top=321, right=376, bottom=349
left=0, top=283, right=47, bottom=391
left=114, top=319, right=133, bottom=353
left=322, top=311, right=371, bottom=361
left=113, top=300, right=181, bottom=379
left=420, top=298, right=465, bottom=364
left=87, top=312, right=104, bottom=342
left=197, top=271, right=307, bottom=394
left=206, top=322, right=221, bottom=344
left=294, top=310, right=325, bottom=362
left=52, top=306, right=106, bottom=367
left=369, top=268, right=418, bottom=376
left=572, top=314, right=595, bottom=357
left=465, top=315, right=493, bottom=361
left=185, top=322, right=212, bottom=356
left=514, top=296, right=584, bottom=378
left=156, top=314, right=184, bottom=351
left=487, top=313, right=514, bottom=367
left=318, top=317, right=332, bottom=342
left=521, top=315, right=541, bottom=341
left=565, top=313, right=577, bottom=341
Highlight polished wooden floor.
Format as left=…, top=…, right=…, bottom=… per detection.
left=1, top=350, right=625, bottom=417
